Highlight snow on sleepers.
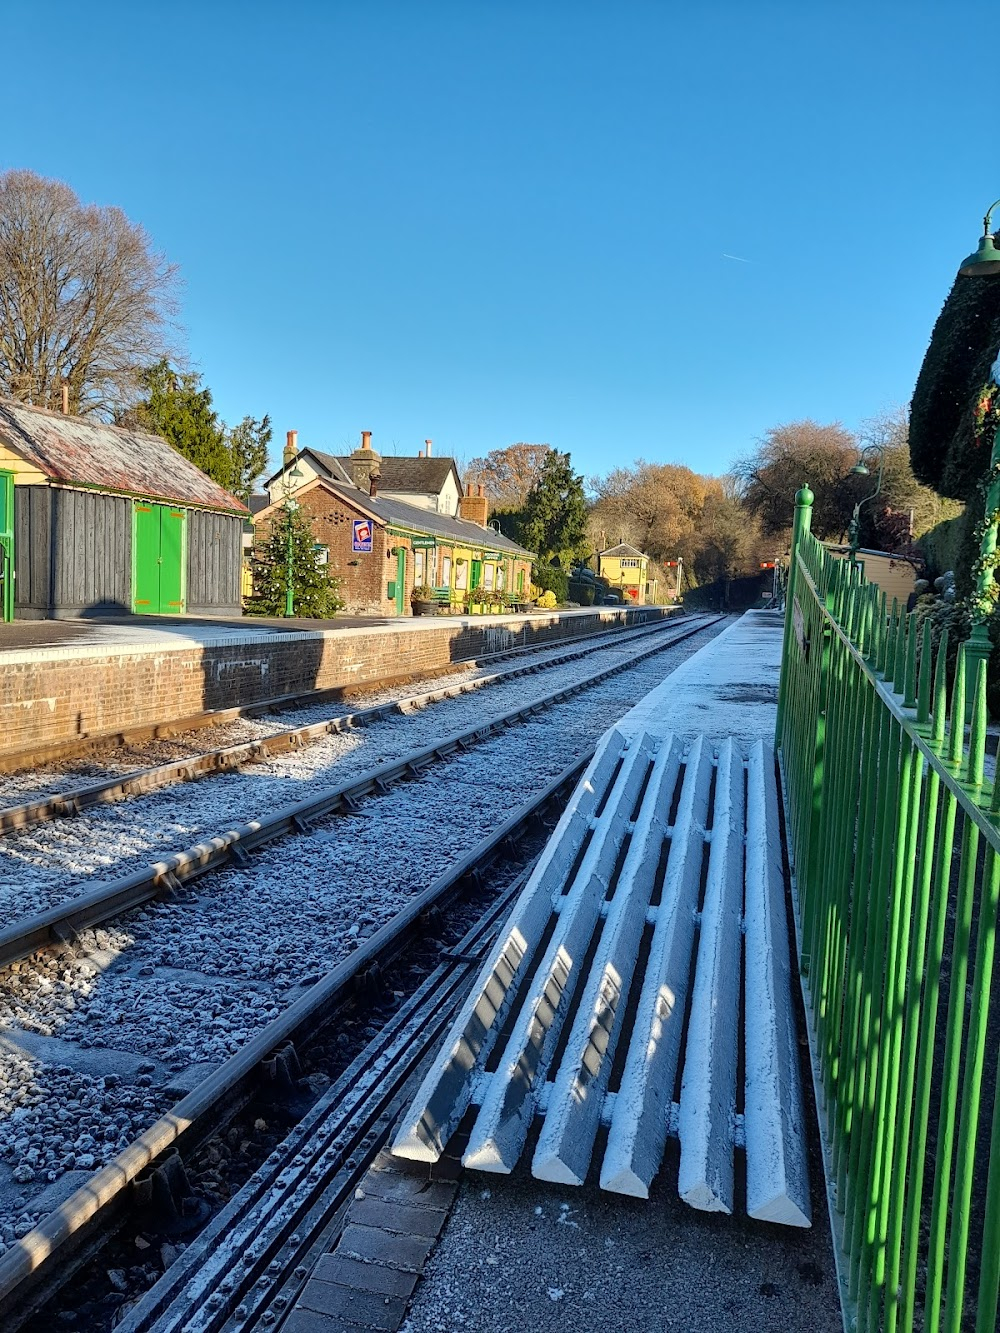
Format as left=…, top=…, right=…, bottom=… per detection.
left=463, top=731, right=656, bottom=1173
left=532, top=735, right=684, bottom=1186
left=744, top=740, right=811, bottom=1227
left=390, top=731, right=626, bottom=1162
left=600, top=735, right=714, bottom=1198
left=676, top=737, right=744, bottom=1213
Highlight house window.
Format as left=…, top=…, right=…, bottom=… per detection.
left=483, top=563, right=495, bottom=590
left=440, top=554, right=452, bottom=587
left=313, top=544, right=329, bottom=565
left=415, top=550, right=425, bottom=584
left=455, top=559, right=468, bottom=590
left=620, top=557, right=641, bottom=569
left=497, top=565, right=505, bottom=590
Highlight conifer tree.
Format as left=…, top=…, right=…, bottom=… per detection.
left=122, top=360, right=233, bottom=489
left=248, top=505, right=343, bottom=617
left=513, top=450, right=588, bottom=563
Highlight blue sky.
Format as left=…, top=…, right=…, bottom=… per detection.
left=2, top=1, right=996, bottom=482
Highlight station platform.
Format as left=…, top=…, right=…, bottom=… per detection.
left=0, top=605, right=672, bottom=765
left=285, top=611, right=844, bottom=1333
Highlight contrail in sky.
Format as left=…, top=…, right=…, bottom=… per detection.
left=722, top=253, right=751, bottom=262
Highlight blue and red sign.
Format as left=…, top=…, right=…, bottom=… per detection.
left=352, top=519, right=373, bottom=553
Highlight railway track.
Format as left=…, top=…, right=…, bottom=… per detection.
left=0, top=612, right=676, bottom=796
left=3, top=764, right=578, bottom=1331
left=0, top=614, right=722, bottom=931
left=0, top=614, right=725, bottom=1328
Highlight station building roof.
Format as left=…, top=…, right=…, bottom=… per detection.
left=599, top=542, right=649, bottom=559
left=265, top=447, right=462, bottom=498
left=256, top=476, right=534, bottom=557
left=0, top=399, right=248, bottom=515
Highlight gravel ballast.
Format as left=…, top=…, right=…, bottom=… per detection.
left=0, top=620, right=725, bottom=1256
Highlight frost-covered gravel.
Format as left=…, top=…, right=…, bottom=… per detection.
left=0, top=621, right=673, bottom=810
left=0, top=621, right=725, bottom=1249
left=0, top=621, right=719, bottom=921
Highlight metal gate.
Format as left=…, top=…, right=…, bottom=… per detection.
left=133, top=501, right=186, bottom=615
left=0, top=471, right=12, bottom=622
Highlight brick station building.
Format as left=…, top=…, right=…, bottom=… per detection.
left=255, top=433, right=533, bottom=616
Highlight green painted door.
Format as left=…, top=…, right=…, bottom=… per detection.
left=133, top=502, right=186, bottom=615
left=395, top=547, right=406, bottom=615
left=0, top=471, right=13, bottom=622
left=471, top=559, right=483, bottom=593
left=159, top=508, right=186, bottom=612
left=133, top=503, right=160, bottom=613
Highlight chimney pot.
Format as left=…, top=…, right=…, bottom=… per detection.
left=361, top=430, right=372, bottom=452
left=466, top=483, right=473, bottom=497
left=418, top=449, right=425, bottom=458
left=477, top=484, right=485, bottom=499
left=61, top=383, right=69, bottom=415
left=425, top=438, right=433, bottom=456
left=286, top=429, right=298, bottom=451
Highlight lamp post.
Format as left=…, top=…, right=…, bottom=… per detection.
left=958, top=200, right=1000, bottom=694
left=846, top=448, right=885, bottom=567
left=281, top=458, right=304, bottom=617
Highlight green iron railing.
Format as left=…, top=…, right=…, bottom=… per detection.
left=777, top=488, right=1000, bottom=1333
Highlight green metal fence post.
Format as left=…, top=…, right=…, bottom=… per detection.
left=776, top=484, right=814, bottom=746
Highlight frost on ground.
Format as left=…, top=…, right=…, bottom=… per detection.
left=0, top=623, right=654, bottom=809
left=0, top=622, right=725, bottom=1250
left=0, top=624, right=720, bottom=921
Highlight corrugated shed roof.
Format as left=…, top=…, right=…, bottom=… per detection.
left=0, top=400, right=247, bottom=514
left=257, top=478, right=534, bottom=556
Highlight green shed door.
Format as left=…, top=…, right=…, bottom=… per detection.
left=0, top=471, right=13, bottom=622
left=160, top=508, right=186, bottom=612
left=470, top=559, right=482, bottom=592
left=133, top=503, right=160, bottom=612
left=133, top=502, right=186, bottom=615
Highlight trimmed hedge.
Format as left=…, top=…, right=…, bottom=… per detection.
left=910, top=259, right=1000, bottom=501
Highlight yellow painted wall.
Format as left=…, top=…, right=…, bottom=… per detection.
left=827, top=546, right=917, bottom=607
left=598, top=554, right=649, bottom=604
left=0, top=441, right=48, bottom=485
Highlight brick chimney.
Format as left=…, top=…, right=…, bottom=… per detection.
left=349, top=429, right=381, bottom=491
left=459, top=481, right=489, bottom=527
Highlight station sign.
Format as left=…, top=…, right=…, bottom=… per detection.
left=411, top=537, right=436, bottom=549
left=352, top=519, right=373, bottom=553
left=760, top=561, right=776, bottom=569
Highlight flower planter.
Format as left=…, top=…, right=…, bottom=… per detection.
left=411, top=599, right=436, bottom=616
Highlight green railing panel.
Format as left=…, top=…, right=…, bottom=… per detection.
left=776, top=494, right=1000, bottom=1333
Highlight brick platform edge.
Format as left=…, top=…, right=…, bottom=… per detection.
left=283, top=1148, right=463, bottom=1333
left=0, top=608, right=671, bottom=763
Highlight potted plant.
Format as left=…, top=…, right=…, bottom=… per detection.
left=410, top=584, right=436, bottom=616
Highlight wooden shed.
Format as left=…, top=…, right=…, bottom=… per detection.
left=0, top=400, right=247, bottom=620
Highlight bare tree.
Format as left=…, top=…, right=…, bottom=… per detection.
left=0, top=169, right=180, bottom=417
left=464, top=443, right=551, bottom=508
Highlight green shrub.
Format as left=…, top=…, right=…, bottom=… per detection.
left=532, top=563, right=568, bottom=602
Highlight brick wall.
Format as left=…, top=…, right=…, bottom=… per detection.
left=0, top=608, right=672, bottom=765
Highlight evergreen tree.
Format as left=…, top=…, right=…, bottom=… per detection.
left=227, top=413, right=272, bottom=503
left=122, top=360, right=232, bottom=490
left=512, top=450, right=588, bottom=563
left=248, top=505, right=343, bottom=618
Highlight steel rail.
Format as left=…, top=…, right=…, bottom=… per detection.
left=0, top=610, right=676, bottom=775
left=0, top=615, right=721, bottom=969
left=0, top=759, right=582, bottom=1328
left=0, top=614, right=698, bottom=835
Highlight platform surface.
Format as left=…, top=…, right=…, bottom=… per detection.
left=0, top=605, right=669, bottom=660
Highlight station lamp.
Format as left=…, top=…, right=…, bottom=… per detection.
left=958, top=199, right=1000, bottom=277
